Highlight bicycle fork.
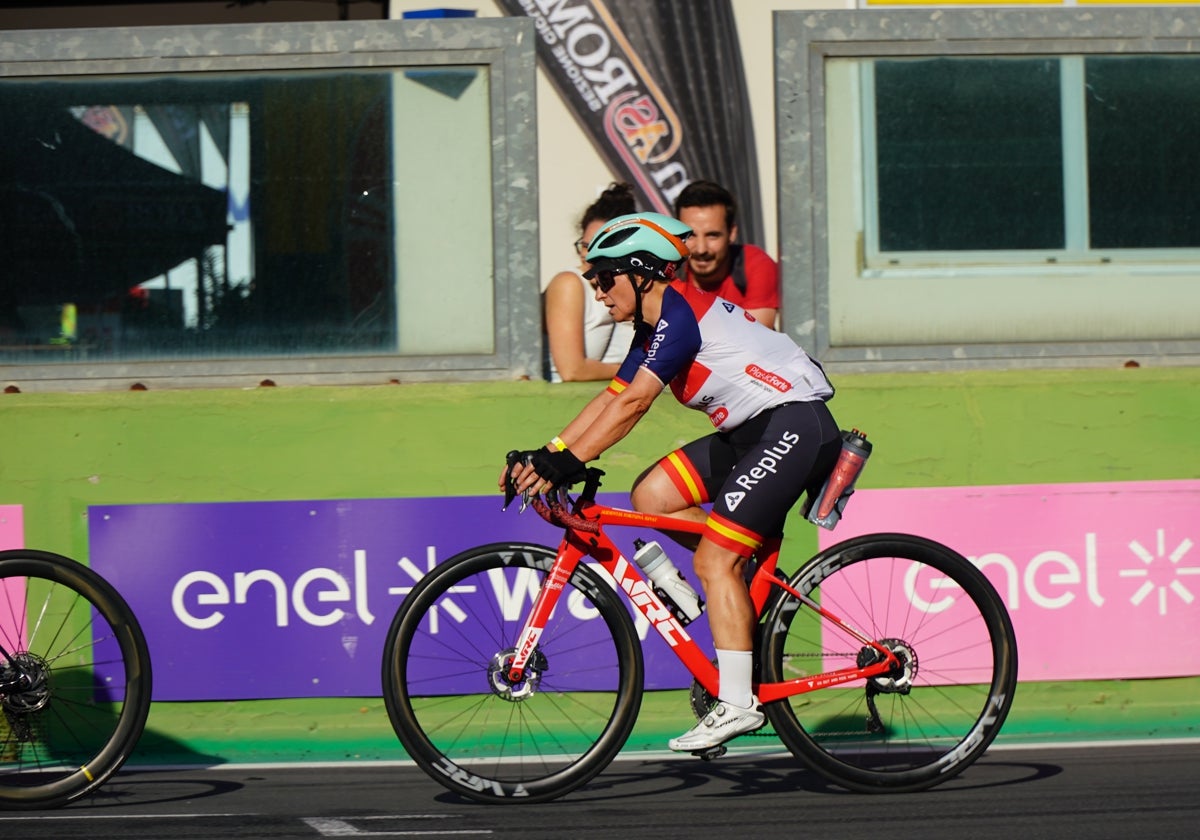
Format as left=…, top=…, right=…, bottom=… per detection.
left=503, top=541, right=583, bottom=686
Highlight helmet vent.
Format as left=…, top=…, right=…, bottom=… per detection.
left=597, top=226, right=638, bottom=248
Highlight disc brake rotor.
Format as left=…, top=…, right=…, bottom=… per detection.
left=487, top=647, right=549, bottom=701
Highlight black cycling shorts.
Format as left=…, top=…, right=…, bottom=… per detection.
left=656, top=400, right=842, bottom=557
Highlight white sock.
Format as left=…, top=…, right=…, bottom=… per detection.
left=715, top=648, right=754, bottom=709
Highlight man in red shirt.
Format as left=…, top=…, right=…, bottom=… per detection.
left=673, top=180, right=780, bottom=328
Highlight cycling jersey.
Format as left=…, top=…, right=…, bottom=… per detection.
left=608, top=284, right=832, bottom=431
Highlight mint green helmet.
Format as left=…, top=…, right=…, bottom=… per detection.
left=583, top=212, right=692, bottom=282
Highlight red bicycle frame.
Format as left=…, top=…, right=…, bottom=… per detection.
left=505, top=496, right=901, bottom=703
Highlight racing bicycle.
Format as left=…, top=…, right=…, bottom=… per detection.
left=382, top=466, right=1017, bottom=804
left=0, top=548, right=151, bottom=809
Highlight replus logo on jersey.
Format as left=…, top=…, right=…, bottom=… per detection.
left=734, top=429, right=801, bottom=492
left=646, top=318, right=669, bottom=361
left=745, top=364, right=793, bottom=393
left=721, top=302, right=755, bottom=323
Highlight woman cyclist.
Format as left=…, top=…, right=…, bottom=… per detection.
left=504, top=211, right=842, bottom=752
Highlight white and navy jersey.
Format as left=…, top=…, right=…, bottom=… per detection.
left=608, top=284, right=833, bottom=431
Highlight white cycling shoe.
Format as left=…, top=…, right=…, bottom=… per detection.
left=668, top=697, right=765, bottom=752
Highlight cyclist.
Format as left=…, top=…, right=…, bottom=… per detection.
left=504, top=211, right=842, bottom=752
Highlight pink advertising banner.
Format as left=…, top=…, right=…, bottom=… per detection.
left=0, top=505, right=22, bottom=550
left=0, top=506, right=25, bottom=646
left=819, top=480, right=1200, bottom=681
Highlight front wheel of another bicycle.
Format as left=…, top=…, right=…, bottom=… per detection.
left=381, top=542, right=644, bottom=804
left=760, top=533, right=1017, bottom=793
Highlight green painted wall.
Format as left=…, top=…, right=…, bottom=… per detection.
left=2, top=367, right=1198, bottom=763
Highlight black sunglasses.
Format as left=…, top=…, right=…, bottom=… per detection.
left=592, top=270, right=618, bottom=293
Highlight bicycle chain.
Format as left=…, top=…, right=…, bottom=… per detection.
left=764, top=653, right=880, bottom=738
left=686, top=652, right=874, bottom=740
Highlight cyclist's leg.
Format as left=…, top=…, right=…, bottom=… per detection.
left=638, top=403, right=842, bottom=750
left=699, top=401, right=841, bottom=706
left=629, top=432, right=731, bottom=550
left=668, top=535, right=766, bottom=752
left=637, top=400, right=842, bottom=646
left=630, top=435, right=765, bottom=749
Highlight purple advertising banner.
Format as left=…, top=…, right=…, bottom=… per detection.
left=88, top=495, right=711, bottom=701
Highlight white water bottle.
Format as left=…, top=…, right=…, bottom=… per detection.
left=632, top=539, right=704, bottom=624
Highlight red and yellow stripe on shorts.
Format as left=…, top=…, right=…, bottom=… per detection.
left=703, top=511, right=763, bottom=559
left=660, top=450, right=707, bottom=507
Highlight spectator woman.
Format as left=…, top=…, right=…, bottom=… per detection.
left=543, top=183, right=637, bottom=382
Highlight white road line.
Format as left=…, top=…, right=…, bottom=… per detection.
left=301, top=816, right=491, bottom=837
left=131, top=735, right=1200, bottom=773
left=0, top=813, right=252, bottom=821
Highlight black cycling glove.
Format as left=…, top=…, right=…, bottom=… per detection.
left=530, top=447, right=587, bottom=487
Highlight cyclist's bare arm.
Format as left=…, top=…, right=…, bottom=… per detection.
left=557, top=385, right=616, bottom=444
left=560, top=368, right=663, bottom=462
left=505, top=370, right=664, bottom=496
left=496, top=386, right=614, bottom=492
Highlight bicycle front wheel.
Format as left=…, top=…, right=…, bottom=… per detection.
left=382, top=542, right=643, bottom=804
left=0, top=549, right=152, bottom=809
left=761, top=533, right=1016, bottom=792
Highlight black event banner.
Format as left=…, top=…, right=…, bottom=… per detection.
left=498, top=0, right=763, bottom=245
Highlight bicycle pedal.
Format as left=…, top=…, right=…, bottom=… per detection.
left=691, top=744, right=727, bottom=761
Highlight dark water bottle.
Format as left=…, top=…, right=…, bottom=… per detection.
left=805, top=429, right=872, bottom=530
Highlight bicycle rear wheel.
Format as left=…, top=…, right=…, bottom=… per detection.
left=760, top=533, right=1016, bottom=792
left=382, top=542, right=643, bottom=804
left=0, top=549, right=152, bottom=809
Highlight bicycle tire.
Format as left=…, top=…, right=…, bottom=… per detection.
left=760, top=533, right=1017, bottom=792
left=0, top=549, right=152, bottom=809
left=382, top=542, right=644, bottom=804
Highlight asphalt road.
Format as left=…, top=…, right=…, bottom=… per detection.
left=2, top=742, right=1197, bottom=840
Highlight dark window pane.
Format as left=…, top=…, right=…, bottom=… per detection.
left=0, top=67, right=494, bottom=362
left=0, top=73, right=396, bottom=357
left=1086, top=56, right=1200, bottom=248
left=874, top=57, right=1063, bottom=251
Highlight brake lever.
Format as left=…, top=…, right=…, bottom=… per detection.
left=502, top=450, right=521, bottom=511
left=553, top=485, right=571, bottom=510
left=502, top=450, right=537, bottom=513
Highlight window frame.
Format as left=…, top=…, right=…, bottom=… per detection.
left=776, top=8, right=1200, bottom=370
left=0, top=18, right=539, bottom=391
